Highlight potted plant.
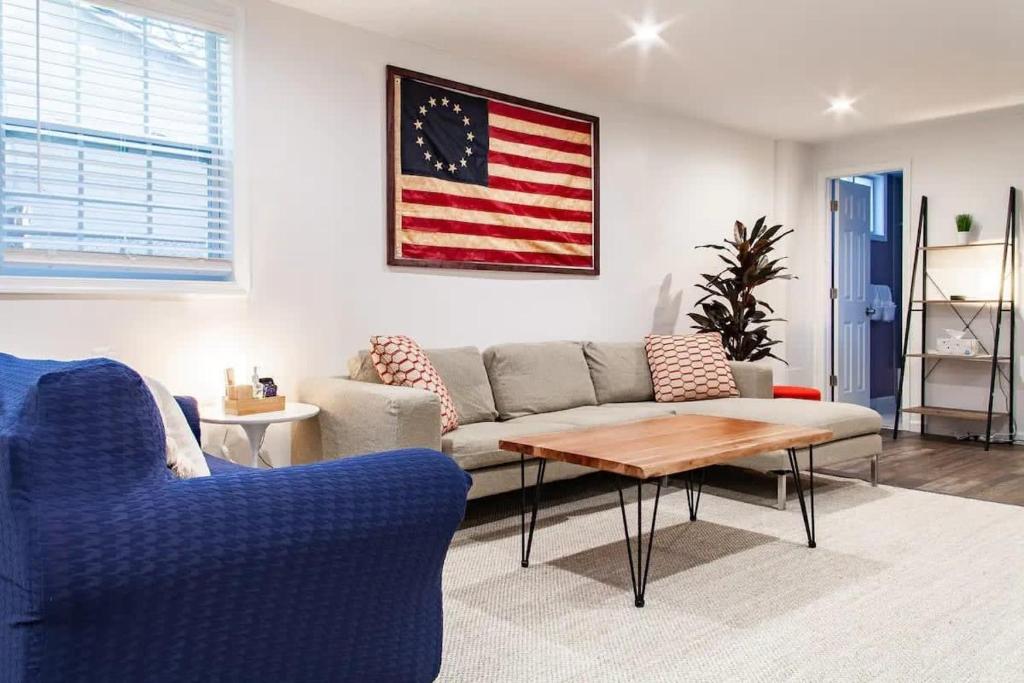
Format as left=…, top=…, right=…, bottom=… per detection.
left=688, top=217, right=793, bottom=363
left=956, top=213, right=973, bottom=245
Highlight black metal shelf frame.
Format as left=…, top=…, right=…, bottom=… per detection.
left=893, top=187, right=1018, bottom=450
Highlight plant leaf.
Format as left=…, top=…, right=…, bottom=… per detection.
left=688, top=218, right=794, bottom=362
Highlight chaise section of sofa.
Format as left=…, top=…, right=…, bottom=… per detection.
left=294, top=340, right=882, bottom=505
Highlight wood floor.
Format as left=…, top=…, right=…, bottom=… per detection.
left=825, top=430, right=1024, bottom=507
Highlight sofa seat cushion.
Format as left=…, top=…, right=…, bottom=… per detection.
left=483, top=341, right=598, bottom=420
left=666, top=398, right=881, bottom=441
left=510, top=403, right=675, bottom=428
left=204, top=453, right=250, bottom=475
left=442, top=421, right=574, bottom=470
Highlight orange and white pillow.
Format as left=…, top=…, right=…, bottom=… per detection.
left=370, top=335, right=459, bottom=434
left=645, top=333, right=739, bottom=403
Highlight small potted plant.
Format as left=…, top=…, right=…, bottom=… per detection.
left=955, top=213, right=973, bottom=245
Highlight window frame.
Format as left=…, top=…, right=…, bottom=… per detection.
left=0, top=0, right=246, bottom=297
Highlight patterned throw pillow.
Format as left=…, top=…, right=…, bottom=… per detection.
left=645, top=333, right=739, bottom=403
left=370, top=335, right=459, bottom=434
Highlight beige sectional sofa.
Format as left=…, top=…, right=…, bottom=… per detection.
left=292, top=341, right=882, bottom=509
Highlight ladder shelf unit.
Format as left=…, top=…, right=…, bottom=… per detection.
left=893, top=187, right=1018, bottom=450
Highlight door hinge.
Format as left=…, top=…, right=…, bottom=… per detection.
left=829, top=287, right=838, bottom=300
left=830, top=199, right=839, bottom=212
left=829, top=375, right=838, bottom=387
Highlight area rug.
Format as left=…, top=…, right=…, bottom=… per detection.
left=439, top=475, right=1024, bottom=681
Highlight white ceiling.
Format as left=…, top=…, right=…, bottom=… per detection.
left=272, top=0, right=1024, bottom=142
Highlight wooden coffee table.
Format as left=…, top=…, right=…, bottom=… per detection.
left=499, top=414, right=833, bottom=607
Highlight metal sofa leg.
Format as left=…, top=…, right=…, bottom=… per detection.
left=776, top=472, right=787, bottom=511
left=870, top=454, right=879, bottom=487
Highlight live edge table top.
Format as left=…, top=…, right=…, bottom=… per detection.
left=499, top=414, right=833, bottom=481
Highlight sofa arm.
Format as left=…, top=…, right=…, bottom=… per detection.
left=292, top=377, right=442, bottom=465
left=729, top=362, right=773, bottom=399
left=35, top=449, right=470, bottom=683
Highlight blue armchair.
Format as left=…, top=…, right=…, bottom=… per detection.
left=0, top=353, right=470, bottom=683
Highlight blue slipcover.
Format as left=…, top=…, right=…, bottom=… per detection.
left=0, top=353, right=470, bottom=682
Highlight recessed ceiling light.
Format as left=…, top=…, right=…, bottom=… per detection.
left=631, top=19, right=662, bottom=45
left=617, top=14, right=678, bottom=53
left=827, top=96, right=856, bottom=114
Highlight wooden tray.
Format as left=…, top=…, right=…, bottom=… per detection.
left=223, top=395, right=286, bottom=416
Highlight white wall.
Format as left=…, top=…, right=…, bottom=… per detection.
left=793, top=106, right=1024, bottom=438
left=773, top=140, right=815, bottom=385
left=0, top=0, right=780, bottom=462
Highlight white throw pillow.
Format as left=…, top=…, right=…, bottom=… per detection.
left=143, top=376, right=211, bottom=479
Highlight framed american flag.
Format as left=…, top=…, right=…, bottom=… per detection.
left=386, top=66, right=600, bottom=275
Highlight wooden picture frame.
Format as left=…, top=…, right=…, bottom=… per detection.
left=386, top=65, right=600, bottom=276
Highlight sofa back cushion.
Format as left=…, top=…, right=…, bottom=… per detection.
left=424, top=347, right=498, bottom=424
left=583, top=341, right=655, bottom=404
left=350, top=347, right=498, bottom=424
left=349, top=351, right=383, bottom=384
left=483, top=341, right=598, bottom=420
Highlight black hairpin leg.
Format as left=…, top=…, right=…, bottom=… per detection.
left=683, top=468, right=706, bottom=522
left=787, top=446, right=816, bottom=548
left=520, top=455, right=547, bottom=568
left=615, top=476, right=662, bottom=608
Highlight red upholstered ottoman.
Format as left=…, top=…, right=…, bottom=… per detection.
left=773, top=385, right=822, bottom=401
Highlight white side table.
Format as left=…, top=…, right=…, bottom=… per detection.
left=200, top=402, right=320, bottom=468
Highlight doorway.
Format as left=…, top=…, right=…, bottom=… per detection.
left=829, top=171, right=905, bottom=427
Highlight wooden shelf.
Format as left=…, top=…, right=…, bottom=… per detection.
left=897, top=190, right=1018, bottom=449
left=906, top=353, right=1010, bottom=363
left=919, top=241, right=1004, bottom=252
left=903, top=405, right=1008, bottom=421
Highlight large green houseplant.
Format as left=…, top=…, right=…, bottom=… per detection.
left=688, top=217, right=793, bottom=363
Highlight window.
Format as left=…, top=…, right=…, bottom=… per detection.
left=0, top=0, right=235, bottom=286
left=842, top=175, right=887, bottom=241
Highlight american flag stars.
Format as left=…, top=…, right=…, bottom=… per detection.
left=411, top=92, right=475, bottom=175
left=400, top=78, right=489, bottom=186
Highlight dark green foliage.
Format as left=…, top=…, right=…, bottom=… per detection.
left=687, top=217, right=794, bottom=363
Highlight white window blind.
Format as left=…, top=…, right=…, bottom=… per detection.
left=0, top=0, right=235, bottom=282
